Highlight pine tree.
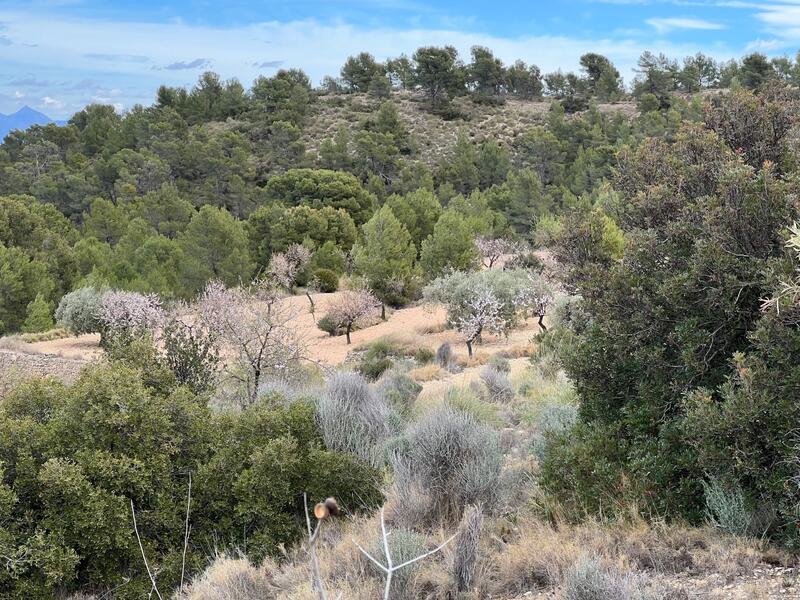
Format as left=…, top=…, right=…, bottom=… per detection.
left=353, top=205, right=418, bottom=318
left=22, top=293, right=55, bottom=333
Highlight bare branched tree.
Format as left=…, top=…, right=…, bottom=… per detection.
left=474, top=236, right=519, bottom=268
left=323, top=288, right=380, bottom=344
left=195, top=280, right=306, bottom=406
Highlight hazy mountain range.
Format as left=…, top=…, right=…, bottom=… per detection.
left=0, top=106, right=67, bottom=140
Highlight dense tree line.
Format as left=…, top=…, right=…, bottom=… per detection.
left=0, top=47, right=795, bottom=336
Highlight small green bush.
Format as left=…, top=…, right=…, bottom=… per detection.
left=413, top=346, right=435, bottom=364
left=317, top=315, right=339, bottom=336
left=22, top=294, right=54, bottom=333
left=312, top=268, right=339, bottom=292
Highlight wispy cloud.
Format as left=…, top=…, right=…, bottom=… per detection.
left=159, top=58, right=212, bottom=70
left=8, top=77, right=50, bottom=87
left=84, top=52, right=150, bottom=63
left=646, top=17, right=726, bottom=33
left=253, top=60, right=285, bottom=68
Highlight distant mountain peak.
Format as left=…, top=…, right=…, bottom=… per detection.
left=0, top=105, right=57, bottom=140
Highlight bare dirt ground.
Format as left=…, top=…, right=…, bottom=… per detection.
left=7, top=290, right=539, bottom=368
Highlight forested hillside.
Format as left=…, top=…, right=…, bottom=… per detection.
left=3, top=44, right=800, bottom=599
left=0, top=46, right=767, bottom=334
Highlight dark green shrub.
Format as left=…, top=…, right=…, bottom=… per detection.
left=312, top=268, right=339, bottom=293
left=317, top=314, right=339, bottom=336
left=0, top=362, right=382, bottom=598
left=413, top=347, right=435, bottom=364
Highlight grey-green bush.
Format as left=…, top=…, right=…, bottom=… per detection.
left=562, top=556, right=653, bottom=600
left=55, top=286, right=105, bottom=334
left=479, top=366, right=514, bottom=403
left=317, top=371, right=395, bottom=466
left=452, top=504, right=484, bottom=592
left=393, top=406, right=502, bottom=525
left=376, top=368, right=422, bottom=417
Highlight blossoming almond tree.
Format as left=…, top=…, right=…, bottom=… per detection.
left=453, top=286, right=508, bottom=357
left=195, top=279, right=306, bottom=406
left=98, top=290, right=165, bottom=344
left=323, top=288, right=380, bottom=345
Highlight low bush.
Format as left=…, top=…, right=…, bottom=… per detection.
left=436, top=342, right=455, bottom=370
left=376, top=369, right=422, bottom=417
left=0, top=364, right=382, bottom=599
left=313, top=268, right=339, bottom=292
left=392, top=406, right=502, bottom=525
left=480, top=366, right=514, bottom=403
left=317, top=371, right=396, bottom=466
left=562, top=556, right=652, bottom=600
left=54, top=286, right=105, bottom=335
left=488, top=353, right=511, bottom=373
left=356, top=336, right=429, bottom=380
left=317, top=314, right=340, bottom=336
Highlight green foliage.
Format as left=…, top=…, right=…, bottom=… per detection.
left=178, top=205, right=253, bottom=294
left=312, top=268, right=339, bottom=292
left=353, top=205, right=419, bottom=308
left=0, top=363, right=382, bottom=598
left=54, top=286, right=105, bottom=335
left=542, top=92, right=800, bottom=526
left=419, top=210, right=479, bottom=278
left=21, top=294, right=54, bottom=333
left=264, top=168, right=376, bottom=225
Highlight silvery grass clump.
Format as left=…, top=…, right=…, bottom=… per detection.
left=562, top=555, right=655, bottom=600
left=702, top=477, right=772, bottom=537
left=451, top=504, right=484, bottom=592
left=529, top=400, right=579, bottom=462
left=392, top=406, right=502, bottom=526
left=376, top=368, right=422, bottom=418
left=479, top=365, right=514, bottom=403
left=317, top=371, right=396, bottom=466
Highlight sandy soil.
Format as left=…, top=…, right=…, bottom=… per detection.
left=16, top=290, right=541, bottom=368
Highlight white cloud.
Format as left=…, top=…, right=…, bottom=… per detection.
left=646, top=17, right=726, bottom=33
left=0, top=9, right=740, bottom=116
left=41, top=95, right=64, bottom=108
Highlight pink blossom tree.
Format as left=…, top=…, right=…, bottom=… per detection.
left=268, top=243, right=312, bottom=291
left=516, top=272, right=554, bottom=332
left=98, top=290, right=165, bottom=344
left=194, top=279, right=306, bottom=406
left=322, top=288, right=380, bottom=345
left=453, top=287, right=508, bottom=357
left=474, top=236, right=519, bottom=269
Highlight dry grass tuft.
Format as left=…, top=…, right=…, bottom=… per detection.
left=181, top=555, right=277, bottom=600
left=20, top=328, right=70, bottom=343
left=409, top=363, right=446, bottom=382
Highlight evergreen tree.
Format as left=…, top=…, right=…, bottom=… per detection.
left=353, top=205, right=418, bottom=318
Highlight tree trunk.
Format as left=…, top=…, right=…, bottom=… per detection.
left=306, top=290, right=316, bottom=323
left=346, top=324, right=352, bottom=345
left=538, top=314, right=547, bottom=332
left=466, top=339, right=473, bottom=357
left=381, top=302, right=386, bottom=321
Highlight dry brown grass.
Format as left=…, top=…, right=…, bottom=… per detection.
left=409, top=363, right=445, bottom=382
left=178, top=507, right=782, bottom=600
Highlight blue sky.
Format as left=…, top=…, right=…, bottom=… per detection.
left=1, top=0, right=799, bottom=118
